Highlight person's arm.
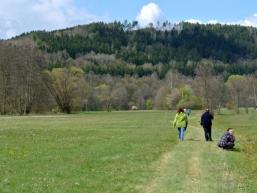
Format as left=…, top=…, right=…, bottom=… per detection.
left=229, top=135, right=235, bottom=143
left=185, top=117, right=188, bottom=130
left=173, top=114, right=178, bottom=128
left=224, top=133, right=233, bottom=145
left=227, top=136, right=235, bottom=147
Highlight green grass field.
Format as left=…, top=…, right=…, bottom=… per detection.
left=0, top=110, right=256, bottom=193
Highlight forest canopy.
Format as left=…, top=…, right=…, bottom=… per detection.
left=27, top=21, right=257, bottom=77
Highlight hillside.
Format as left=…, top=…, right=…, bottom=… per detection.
left=1, top=22, right=257, bottom=114
left=19, top=21, right=257, bottom=77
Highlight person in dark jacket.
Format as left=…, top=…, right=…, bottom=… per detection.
left=218, top=128, right=235, bottom=149
left=200, top=109, right=214, bottom=141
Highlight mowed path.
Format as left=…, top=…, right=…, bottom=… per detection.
left=138, top=113, right=245, bottom=193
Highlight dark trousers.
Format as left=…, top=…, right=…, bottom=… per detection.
left=203, top=125, right=212, bottom=141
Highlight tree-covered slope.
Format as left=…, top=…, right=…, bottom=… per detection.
left=29, top=22, right=257, bottom=65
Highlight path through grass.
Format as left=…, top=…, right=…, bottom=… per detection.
left=0, top=110, right=256, bottom=193
left=139, top=110, right=257, bottom=193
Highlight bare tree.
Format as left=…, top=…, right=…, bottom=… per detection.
left=226, top=75, right=245, bottom=113
left=240, top=76, right=256, bottom=113
left=0, top=43, right=11, bottom=114
left=165, top=70, right=181, bottom=89
left=13, top=46, right=43, bottom=114
left=0, top=43, right=46, bottom=114
left=111, top=86, right=128, bottom=110
left=95, top=84, right=112, bottom=111
left=211, top=76, right=228, bottom=114
left=248, top=74, right=257, bottom=107
left=166, top=88, right=181, bottom=109
left=154, top=86, right=169, bottom=109
left=194, top=60, right=215, bottom=110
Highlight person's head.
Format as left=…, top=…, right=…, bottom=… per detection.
left=177, top=108, right=184, bottom=113
left=206, top=109, right=209, bottom=112
left=227, top=128, right=233, bottom=135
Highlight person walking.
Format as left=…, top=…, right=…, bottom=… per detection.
left=173, top=108, right=188, bottom=141
left=200, top=109, right=214, bottom=141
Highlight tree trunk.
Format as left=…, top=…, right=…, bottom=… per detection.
left=253, top=80, right=257, bottom=106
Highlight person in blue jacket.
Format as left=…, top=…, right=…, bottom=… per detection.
left=200, top=109, right=214, bottom=141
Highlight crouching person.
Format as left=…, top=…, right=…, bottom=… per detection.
left=218, top=128, right=235, bottom=150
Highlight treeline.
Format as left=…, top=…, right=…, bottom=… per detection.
left=0, top=42, right=257, bottom=114
left=2, top=22, right=257, bottom=114
left=26, top=21, right=257, bottom=77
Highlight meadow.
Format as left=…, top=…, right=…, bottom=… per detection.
left=0, top=110, right=256, bottom=193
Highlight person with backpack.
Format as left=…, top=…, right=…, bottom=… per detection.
left=218, top=128, right=235, bottom=149
left=172, top=108, right=188, bottom=141
left=200, top=109, right=214, bottom=141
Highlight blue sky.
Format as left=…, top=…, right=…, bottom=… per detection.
left=0, top=0, right=257, bottom=39
left=75, top=0, right=257, bottom=23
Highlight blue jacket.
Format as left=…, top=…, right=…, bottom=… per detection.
left=201, top=111, right=213, bottom=127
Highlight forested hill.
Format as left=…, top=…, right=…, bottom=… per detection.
left=18, top=21, right=257, bottom=76
left=2, top=22, right=257, bottom=114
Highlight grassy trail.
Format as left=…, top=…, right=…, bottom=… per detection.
left=139, top=112, right=249, bottom=193
left=0, top=111, right=256, bottom=193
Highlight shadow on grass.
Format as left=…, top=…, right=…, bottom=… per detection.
left=232, top=147, right=241, bottom=152
left=186, top=138, right=202, bottom=141
left=220, top=147, right=241, bottom=152
left=186, top=138, right=219, bottom=142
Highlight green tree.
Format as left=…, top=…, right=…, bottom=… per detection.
left=43, top=67, right=83, bottom=114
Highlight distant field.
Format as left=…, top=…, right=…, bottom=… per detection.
left=0, top=110, right=256, bottom=193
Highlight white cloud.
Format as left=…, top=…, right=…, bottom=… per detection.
left=0, top=0, right=104, bottom=39
left=240, top=14, right=257, bottom=27
left=136, top=3, right=164, bottom=27
left=185, top=14, right=257, bottom=28
left=207, top=20, right=219, bottom=24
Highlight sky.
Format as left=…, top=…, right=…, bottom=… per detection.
left=1, top=0, right=257, bottom=39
